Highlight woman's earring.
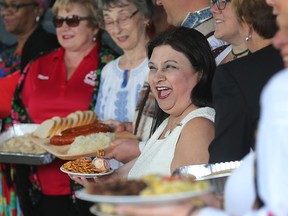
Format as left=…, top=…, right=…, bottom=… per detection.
left=92, top=36, right=97, bottom=42
left=36, top=16, right=40, bottom=22
left=245, top=35, right=251, bottom=41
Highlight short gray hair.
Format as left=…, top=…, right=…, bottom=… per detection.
left=96, top=0, right=152, bottom=29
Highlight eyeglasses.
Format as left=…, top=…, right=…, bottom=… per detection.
left=210, top=0, right=231, bottom=10
left=0, top=2, right=37, bottom=13
left=104, top=9, right=139, bottom=30
left=53, top=15, right=91, bottom=28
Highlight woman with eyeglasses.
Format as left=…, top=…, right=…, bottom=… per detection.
left=0, top=0, right=59, bottom=215
left=0, top=0, right=59, bottom=120
left=90, top=0, right=153, bottom=169
left=209, top=0, right=283, bottom=163
left=210, top=0, right=249, bottom=64
left=94, top=0, right=151, bottom=123
left=1, top=0, right=118, bottom=215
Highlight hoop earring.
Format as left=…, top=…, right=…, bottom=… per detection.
left=36, top=16, right=40, bottom=22
left=245, top=35, right=251, bottom=41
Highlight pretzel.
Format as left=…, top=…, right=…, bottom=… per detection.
left=62, top=157, right=109, bottom=174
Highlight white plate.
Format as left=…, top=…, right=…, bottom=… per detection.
left=76, top=187, right=211, bottom=204
left=60, top=166, right=114, bottom=178
left=90, top=205, right=116, bottom=216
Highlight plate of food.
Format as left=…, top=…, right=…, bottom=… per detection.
left=76, top=174, right=211, bottom=204
left=60, top=166, right=114, bottom=178
left=90, top=204, right=117, bottom=216
left=172, top=161, right=242, bottom=194
left=0, top=124, right=55, bottom=165
left=60, top=157, right=114, bottom=178
left=31, top=111, right=139, bottom=160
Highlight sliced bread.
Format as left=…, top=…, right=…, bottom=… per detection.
left=67, top=113, right=79, bottom=127
left=33, top=119, right=55, bottom=138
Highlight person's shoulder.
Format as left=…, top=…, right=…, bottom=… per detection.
left=215, top=46, right=270, bottom=76
left=231, top=45, right=280, bottom=65
left=224, top=45, right=282, bottom=77
left=99, top=55, right=121, bottom=78
left=101, top=56, right=119, bottom=69
left=184, top=107, right=215, bottom=123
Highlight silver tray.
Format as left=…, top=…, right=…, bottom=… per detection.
left=0, top=124, right=55, bottom=165
left=172, top=161, right=242, bottom=194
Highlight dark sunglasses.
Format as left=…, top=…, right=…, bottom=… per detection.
left=53, top=15, right=91, bottom=28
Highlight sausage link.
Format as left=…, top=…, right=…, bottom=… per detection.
left=50, top=122, right=113, bottom=145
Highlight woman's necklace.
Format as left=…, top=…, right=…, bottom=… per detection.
left=231, top=49, right=250, bottom=60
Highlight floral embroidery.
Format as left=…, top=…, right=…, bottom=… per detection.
left=0, top=47, right=21, bottom=78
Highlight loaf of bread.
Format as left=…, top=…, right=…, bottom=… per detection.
left=33, top=110, right=98, bottom=138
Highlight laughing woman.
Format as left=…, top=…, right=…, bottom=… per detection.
left=71, top=27, right=216, bottom=185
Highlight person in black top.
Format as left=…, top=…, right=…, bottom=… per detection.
left=208, top=0, right=284, bottom=163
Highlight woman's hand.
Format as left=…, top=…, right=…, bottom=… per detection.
left=69, top=172, right=118, bottom=187
left=114, top=193, right=221, bottom=216
left=104, top=120, right=133, bottom=133
left=115, top=200, right=197, bottom=216
left=69, top=175, right=102, bottom=186
left=106, top=138, right=141, bottom=163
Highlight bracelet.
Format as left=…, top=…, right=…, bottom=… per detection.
left=186, top=206, right=200, bottom=216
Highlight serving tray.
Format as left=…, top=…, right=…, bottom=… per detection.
left=0, top=124, right=55, bottom=165
left=35, top=131, right=138, bottom=160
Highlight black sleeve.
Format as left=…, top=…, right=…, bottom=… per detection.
left=209, top=65, right=250, bottom=163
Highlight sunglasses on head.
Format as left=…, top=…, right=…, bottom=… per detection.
left=53, top=15, right=91, bottom=28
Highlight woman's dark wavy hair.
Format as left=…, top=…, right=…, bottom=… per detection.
left=148, top=27, right=216, bottom=134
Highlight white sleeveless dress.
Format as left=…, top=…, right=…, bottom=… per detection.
left=128, top=107, right=215, bottom=179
